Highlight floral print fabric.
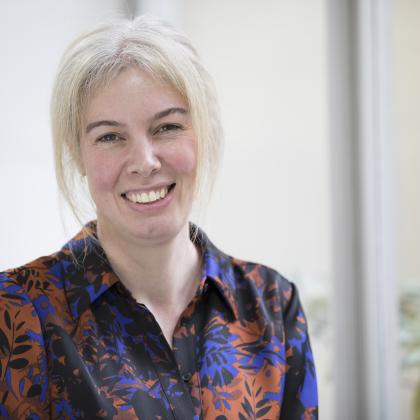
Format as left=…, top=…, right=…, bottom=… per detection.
left=0, top=222, right=318, bottom=419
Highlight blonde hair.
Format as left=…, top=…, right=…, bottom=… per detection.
left=51, top=15, right=223, bottom=226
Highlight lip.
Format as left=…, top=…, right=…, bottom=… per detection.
left=122, top=183, right=176, bottom=212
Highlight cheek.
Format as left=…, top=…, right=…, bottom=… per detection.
left=165, top=141, right=197, bottom=177
left=83, top=151, right=120, bottom=194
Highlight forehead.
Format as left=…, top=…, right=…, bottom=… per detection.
left=83, top=67, right=188, bottom=122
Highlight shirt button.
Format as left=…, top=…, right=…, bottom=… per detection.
left=182, top=372, right=192, bottom=382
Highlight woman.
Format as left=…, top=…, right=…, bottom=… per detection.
left=0, top=16, right=318, bottom=419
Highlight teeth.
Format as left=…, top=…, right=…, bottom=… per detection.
left=126, top=186, right=170, bottom=204
left=149, top=191, right=157, bottom=201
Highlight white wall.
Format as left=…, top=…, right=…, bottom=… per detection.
left=0, top=0, right=126, bottom=269
left=394, top=0, right=420, bottom=288
left=393, top=1, right=420, bottom=418
left=179, top=1, right=331, bottom=299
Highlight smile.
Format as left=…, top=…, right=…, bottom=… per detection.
left=123, top=183, right=176, bottom=204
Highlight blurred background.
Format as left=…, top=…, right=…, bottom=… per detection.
left=0, top=1, right=418, bottom=419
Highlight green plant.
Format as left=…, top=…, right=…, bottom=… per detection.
left=400, top=286, right=420, bottom=420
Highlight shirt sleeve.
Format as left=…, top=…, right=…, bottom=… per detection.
left=280, top=281, right=318, bottom=419
left=0, top=276, right=49, bottom=419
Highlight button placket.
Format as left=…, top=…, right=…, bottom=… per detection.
left=172, top=307, right=202, bottom=418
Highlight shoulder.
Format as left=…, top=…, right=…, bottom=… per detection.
left=233, top=257, right=296, bottom=300
left=1, top=251, right=68, bottom=301
left=0, top=256, right=58, bottom=334
left=227, top=254, right=299, bottom=320
left=0, top=252, right=71, bottom=335
left=0, top=270, right=32, bottom=308
left=231, top=255, right=291, bottom=289
left=198, top=228, right=298, bottom=318
left=0, top=252, right=71, bottom=359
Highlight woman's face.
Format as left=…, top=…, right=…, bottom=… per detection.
left=79, top=67, right=197, bottom=244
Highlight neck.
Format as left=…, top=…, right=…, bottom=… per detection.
left=96, top=221, right=202, bottom=309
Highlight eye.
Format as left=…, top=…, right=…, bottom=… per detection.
left=96, top=133, right=124, bottom=143
left=155, top=123, right=182, bottom=134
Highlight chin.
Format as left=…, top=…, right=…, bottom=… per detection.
left=129, top=216, right=189, bottom=244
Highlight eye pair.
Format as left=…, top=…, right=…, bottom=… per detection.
left=97, top=124, right=182, bottom=143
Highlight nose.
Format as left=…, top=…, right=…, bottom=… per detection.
left=126, top=137, right=161, bottom=177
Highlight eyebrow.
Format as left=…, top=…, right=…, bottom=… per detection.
left=85, top=107, right=188, bottom=134
left=153, top=107, right=188, bottom=120
left=85, top=120, right=123, bottom=134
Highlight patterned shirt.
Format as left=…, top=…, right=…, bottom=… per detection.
left=0, top=222, right=318, bottom=419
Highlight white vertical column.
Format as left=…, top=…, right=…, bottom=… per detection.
left=356, top=0, right=399, bottom=418
left=327, top=0, right=363, bottom=418
left=328, top=0, right=399, bottom=418
left=123, top=0, right=140, bottom=18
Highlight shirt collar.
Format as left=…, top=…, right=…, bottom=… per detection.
left=61, top=221, right=239, bottom=321
left=194, top=228, right=239, bottom=320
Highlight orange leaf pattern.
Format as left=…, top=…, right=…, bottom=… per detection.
left=0, top=222, right=317, bottom=419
